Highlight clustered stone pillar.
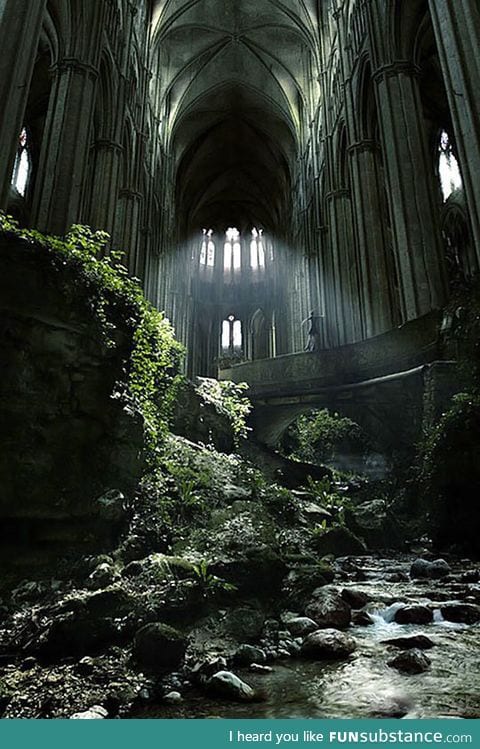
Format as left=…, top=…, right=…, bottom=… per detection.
left=0, top=0, right=47, bottom=207
left=373, top=62, right=447, bottom=321
left=348, top=140, right=394, bottom=337
left=32, top=59, right=99, bottom=235
left=326, top=189, right=361, bottom=346
left=88, top=140, right=123, bottom=238
left=428, top=0, right=480, bottom=265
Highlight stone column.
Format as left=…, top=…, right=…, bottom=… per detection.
left=348, top=140, right=395, bottom=336
left=88, top=140, right=123, bottom=237
left=32, top=59, right=99, bottom=235
left=326, top=189, right=361, bottom=346
left=428, top=0, right=480, bottom=264
left=373, top=62, right=447, bottom=321
left=0, top=0, right=47, bottom=207
left=115, top=189, right=142, bottom=275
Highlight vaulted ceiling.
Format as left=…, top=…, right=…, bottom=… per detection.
left=151, top=0, right=322, bottom=235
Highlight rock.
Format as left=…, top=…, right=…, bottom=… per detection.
left=394, top=605, right=433, bottom=625
left=191, top=656, right=228, bottom=684
left=121, top=560, right=143, bottom=578
left=233, top=644, right=266, bottom=666
left=345, top=499, right=402, bottom=550
left=282, top=563, right=334, bottom=609
left=87, top=563, right=120, bottom=590
left=75, top=656, right=96, bottom=676
left=341, top=588, right=370, bottom=609
left=95, top=490, right=127, bottom=523
left=32, top=610, right=118, bottom=657
left=441, top=603, right=480, bottom=624
left=19, top=657, right=37, bottom=671
left=301, top=629, right=356, bottom=660
left=352, top=611, right=374, bottom=626
left=381, top=634, right=435, bottom=650
left=163, top=691, right=183, bottom=704
left=86, top=588, right=132, bottom=617
left=211, top=548, right=286, bottom=594
left=133, top=623, right=187, bottom=672
left=387, top=649, right=431, bottom=674
left=305, top=588, right=351, bottom=629
left=70, top=705, right=108, bottom=719
left=249, top=663, right=272, bottom=674
left=207, top=671, right=256, bottom=702
left=285, top=617, right=319, bottom=637
left=221, top=607, right=265, bottom=642
left=310, top=527, right=367, bottom=557
left=410, top=558, right=451, bottom=579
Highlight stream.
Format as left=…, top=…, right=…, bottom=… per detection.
left=145, top=555, right=480, bottom=719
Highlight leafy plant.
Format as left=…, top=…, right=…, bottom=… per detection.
left=0, top=211, right=184, bottom=461
left=191, top=559, right=237, bottom=596
left=195, top=377, right=251, bottom=441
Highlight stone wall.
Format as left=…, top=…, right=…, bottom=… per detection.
left=0, top=235, right=145, bottom=554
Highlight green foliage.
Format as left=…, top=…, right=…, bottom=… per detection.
left=191, top=559, right=237, bottom=596
left=305, top=476, right=350, bottom=530
left=0, top=211, right=184, bottom=460
left=195, top=377, right=251, bottom=441
left=441, top=277, right=480, bottom=388
left=283, top=409, right=369, bottom=464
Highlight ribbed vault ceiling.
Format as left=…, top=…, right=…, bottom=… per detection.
left=151, top=0, right=321, bottom=235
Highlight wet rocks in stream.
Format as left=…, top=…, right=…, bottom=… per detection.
left=387, top=649, right=432, bottom=674
left=300, top=629, right=357, bottom=660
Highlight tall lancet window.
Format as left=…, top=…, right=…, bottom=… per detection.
left=250, top=228, right=265, bottom=270
left=200, top=229, right=215, bottom=266
left=222, top=314, right=242, bottom=353
left=11, top=127, right=32, bottom=197
left=224, top=227, right=241, bottom=272
left=438, top=130, right=462, bottom=202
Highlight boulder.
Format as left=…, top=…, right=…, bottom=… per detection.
left=381, top=634, right=435, bottom=650
left=305, top=588, right=351, bottom=629
left=394, top=605, right=433, bottom=625
left=410, top=558, right=451, bottom=579
left=87, top=563, right=120, bottom=590
left=310, top=527, right=366, bottom=557
left=285, top=617, right=319, bottom=637
left=191, top=656, right=228, bottom=685
left=133, top=623, right=187, bottom=672
left=387, top=649, right=431, bottom=674
left=233, top=644, right=266, bottom=666
left=341, top=588, right=370, bottom=609
left=282, top=563, right=335, bottom=609
left=31, top=610, right=118, bottom=658
left=70, top=705, right=108, bottom=719
left=207, top=671, right=256, bottom=702
left=352, top=611, right=374, bottom=626
left=301, top=629, right=356, bottom=660
left=440, top=603, right=480, bottom=624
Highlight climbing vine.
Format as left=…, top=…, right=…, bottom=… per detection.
left=0, top=212, right=184, bottom=460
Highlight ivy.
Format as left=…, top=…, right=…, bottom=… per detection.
left=0, top=211, right=184, bottom=461
left=195, top=377, right=251, bottom=441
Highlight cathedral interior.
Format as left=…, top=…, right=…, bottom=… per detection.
left=1, top=0, right=480, bottom=720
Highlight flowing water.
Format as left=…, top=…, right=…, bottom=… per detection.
left=148, top=556, right=480, bottom=719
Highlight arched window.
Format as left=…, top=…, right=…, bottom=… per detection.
left=11, top=127, right=32, bottom=197
left=221, top=314, right=242, bottom=353
left=438, top=130, right=462, bottom=202
left=224, top=227, right=241, bottom=272
left=250, top=228, right=265, bottom=270
left=200, top=229, right=215, bottom=266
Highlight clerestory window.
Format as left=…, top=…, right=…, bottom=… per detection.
left=438, top=130, right=462, bottom=202
left=222, top=314, right=242, bottom=352
left=11, top=127, right=32, bottom=197
left=224, top=227, right=241, bottom=272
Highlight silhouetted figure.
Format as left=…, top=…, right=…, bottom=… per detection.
left=302, top=310, right=324, bottom=351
